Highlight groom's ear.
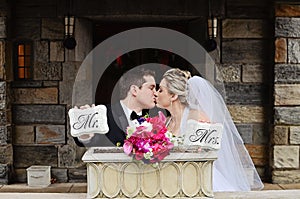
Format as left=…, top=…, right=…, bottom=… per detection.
left=130, top=85, right=138, bottom=97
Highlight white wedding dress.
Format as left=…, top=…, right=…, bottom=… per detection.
left=180, top=76, right=264, bottom=192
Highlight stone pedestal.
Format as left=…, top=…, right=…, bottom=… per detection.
left=82, top=147, right=217, bottom=198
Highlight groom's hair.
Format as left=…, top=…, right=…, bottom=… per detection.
left=119, top=68, right=155, bottom=99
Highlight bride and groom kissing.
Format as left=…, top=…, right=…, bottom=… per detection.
left=73, top=67, right=264, bottom=192
left=75, top=68, right=190, bottom=147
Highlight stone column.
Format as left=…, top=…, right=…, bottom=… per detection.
left=0, top=12, right=12, bottom=184
left=273, top=3, right=300, bottom=183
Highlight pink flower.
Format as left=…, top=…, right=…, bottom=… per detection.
left=123, top=141, right=133, bottom=155
left=123, top=112, right=174, bottom=164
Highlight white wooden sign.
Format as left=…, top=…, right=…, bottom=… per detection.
left=184, top=120, right=223, bottom=150
left=68, top=105, right=109, bottom=137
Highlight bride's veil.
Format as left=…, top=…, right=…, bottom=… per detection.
left=185, top=76, right=264, bottom=191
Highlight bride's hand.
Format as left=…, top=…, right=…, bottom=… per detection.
left=199, top=119, right=210, bottom=123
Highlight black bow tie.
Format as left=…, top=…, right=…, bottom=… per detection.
left=130, top=110, right=148, bottom=120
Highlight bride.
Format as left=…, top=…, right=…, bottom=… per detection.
left=155, top=68, right=264, bottom=192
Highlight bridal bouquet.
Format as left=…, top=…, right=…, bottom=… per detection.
left=123, top=111, right=174, bottom=164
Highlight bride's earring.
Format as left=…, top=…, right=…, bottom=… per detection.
left=170, top=99, right=173, bottom=108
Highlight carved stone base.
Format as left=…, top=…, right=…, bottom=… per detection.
left=82, top=147, right=217, bottom=198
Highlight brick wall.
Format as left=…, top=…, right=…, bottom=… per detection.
left=273, top=3, right=300, bottom=183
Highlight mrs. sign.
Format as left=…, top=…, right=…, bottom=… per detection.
left=184, top=120, right=223, bottom=150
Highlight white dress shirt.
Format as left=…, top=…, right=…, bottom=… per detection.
left=120, top=100, right=142, bottom=127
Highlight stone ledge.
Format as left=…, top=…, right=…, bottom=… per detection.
left=83, top=147, right=217, bottom=198
left=0, top=183, right=87, bottom=193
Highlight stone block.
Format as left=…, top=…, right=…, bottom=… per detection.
left=0, top=17, right=6, bottom=39
left=273, top=145, right=299, bottom=168
left=0, top=41, right=5, bottom=67
left=13, top=88, right=58, bottom=104
left=34, top=41, right=49, bottom=63
left=12, top=105, right=65, bottom=124
left=0, top=93, right=5, bottom=109
left=13, top=146, right=58, bottom=167
left=222, top=19, right=268, bottom=38
left=217, top=64, right=241, bottom=83
left=222, top=39, right=269, bottom=64
left=51, top=168, right=68, bottom=183
left=275, top=64, right=300, bottom=83
left=33, top=62, right=62, bottom=81
left=11, top=81, right=42, bottom=88
left=13, top=125, right=34, bottom=144
left=0, top=81, right=5, bottom=94
left=275, top=4, right=300, bottom=17
left=41, top=18, right=64, bottom=40
left=14, top=18, right=40, bottom=40
left=242, top=64, right=264, bottom=83
left=74, top=18, right=93, bottom=62
left=228, top=105, right=264, bottom=123
left=275, top=84, right=300, bottom=105
left=236, top=124, right=253, bottom=144
left=14, top=169, right=27, bottom=183
left=0, top=65, right=5, bottom=80
left=59, top=61, right=81, bottom=104
left=0, top=126, right=7, bottom=144
left=0, top=144, right=12, bottom=164
left=245, top=144, right=268, bottom=166
left=275, top=107, right=300, bottom=125
left=0, top=110, right=6, bottom=125
left=252, top=124, right=268, bottom=144
left=50, top=41, right=64, bottom=62
left=273, top=125, right=289, bottom=145
left=14, top=1, right=57, bottom=18
left=0, top=164, right=9, bottom=184
left=68, top=168, right=87, bottom=183
left=6, top=125, right=12, bottom=143
left=36, top=125, right=65, bottom=144
left=272, top=170, right=300, bottom=183
left=43, top=81, right=59, bottom=87
left=290, top=126, right=300, bottom=144
left=275, top=17, right=300, bottom=38
left=225, top=83, right=266, bottom=105
left=245, top=144, right=268, bottom=159
left=288, top=39, right=300, bottom=64
left=275, top=38, right=287, bottom=63
left=58, top=145, right=76, bottom=167
left=226, top=2, right=270, bottom=18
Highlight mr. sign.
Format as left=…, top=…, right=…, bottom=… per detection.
left=68, top=105, right=109, bottom=137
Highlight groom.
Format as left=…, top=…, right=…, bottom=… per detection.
left=74, top=68, right=157, bottom=147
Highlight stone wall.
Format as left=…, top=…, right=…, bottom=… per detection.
left=0, top=0, right=12, bottom=184
left=273, top=3, right=300, bottom=183
left=220, top=0, right=273, bottom=180
left=1, top=0, right=294, bottom=184
left=8, top=1, right=92, bottom=183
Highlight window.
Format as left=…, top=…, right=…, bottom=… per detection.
left=14, top=41, right=33, bottom=80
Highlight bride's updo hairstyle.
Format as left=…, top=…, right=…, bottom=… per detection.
left=163, top=68, right=191, bottom=105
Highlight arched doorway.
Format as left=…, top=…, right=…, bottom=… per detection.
left=94, top=21, right=205, bottom=104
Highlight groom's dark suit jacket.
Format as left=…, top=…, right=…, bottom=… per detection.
left=73, top=102, right=135, bottom=147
